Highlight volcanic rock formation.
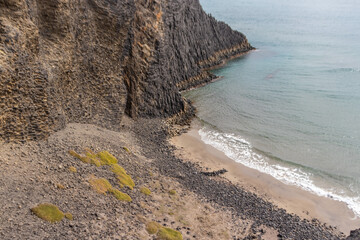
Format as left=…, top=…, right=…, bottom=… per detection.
left=0, top=0, right=253, bottom=142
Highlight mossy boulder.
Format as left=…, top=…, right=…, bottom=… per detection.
left=31, top=203, right=65, bottom=223
left=157, top=227, right=183, bottom=240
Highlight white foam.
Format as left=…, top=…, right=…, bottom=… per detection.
left=199, top=128, right=360, bottom=217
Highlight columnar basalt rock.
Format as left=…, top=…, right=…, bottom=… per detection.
left=0, top=0, right=253, bottom=142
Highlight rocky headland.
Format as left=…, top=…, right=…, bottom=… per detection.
left=0, top=0, right=252, bottom=142
left=0, top=0, right=358, bottom=239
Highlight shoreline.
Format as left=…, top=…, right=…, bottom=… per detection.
left=202, top=48, right=256, bottom=72
left=180, top=76, right=224, bottom=93
left=178, top=49, right=255, bottom=92
left=170, top=120, right=360, bottom=235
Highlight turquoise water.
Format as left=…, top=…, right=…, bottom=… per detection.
left=187, top=0, right=360, bottom=216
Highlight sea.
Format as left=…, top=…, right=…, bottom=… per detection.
left=186, top=0, right=360, bottom=216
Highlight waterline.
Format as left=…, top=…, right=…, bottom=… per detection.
left=199, top=126, right=360, bottom=217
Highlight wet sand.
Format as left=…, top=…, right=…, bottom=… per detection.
left=171, top=121, right=360, bottom=235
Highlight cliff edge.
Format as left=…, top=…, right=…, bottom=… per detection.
left=0, top=0, right=253, bottom=142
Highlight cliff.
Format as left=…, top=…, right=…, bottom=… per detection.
left=0, top=0, right=253, bottom=142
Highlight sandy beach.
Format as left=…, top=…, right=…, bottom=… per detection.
left=171, top=120, right=360, bottom=235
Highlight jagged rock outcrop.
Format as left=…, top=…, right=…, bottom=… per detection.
left=0, top=0, right=252, bottom=142
left=346, top=229, right=360, bottom=240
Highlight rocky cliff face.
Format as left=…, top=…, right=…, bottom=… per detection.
left=0, top=0, right=253, bottom=142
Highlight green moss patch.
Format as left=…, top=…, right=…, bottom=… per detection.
left=89, top=176, right=132, bottom=202
left=69, top=149, right=135, bottom=189
left=69, top=149, right=118, bottom=166
left=109, top=188, right=132, bottom=202
left=168, top=190, right=176, bottom=195
left=68, top=150, right=91, bottom=164
left=157, top=227, right=183, bottom=240
left=96, top=151, right=118, bottom=165
left=68, top=166, right=77, bottom=173
left=111, top=164, right=135, bottom=190
left=146, top=222, right=182, bottom=240
left=84, top=147, right=95, bottom=154
left=140, top=187, right=151, bottom=196
left=31, top=203, right=65, bottom=223
left=146, top=221, right=161, bottom=234
left=89, top=177, right=113, bottom=194
left=70, top=149, right=135, bottom=201
left=123, top=147, right=130, bottom=153
left=87, top=153, right=102, bottom=166
left=65, top=213, right=73, bottom=220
